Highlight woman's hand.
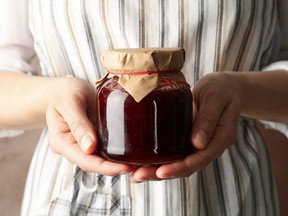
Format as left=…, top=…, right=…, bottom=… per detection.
left=46, top=77, right=135, bottom=176
left=130, top=72, right=242, bottom=182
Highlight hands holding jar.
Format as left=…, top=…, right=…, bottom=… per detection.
left=46, top=69, right=288, bottom=182
left=46, top=48, right=288, bottom=183
left=46, top=72, right=241, bottom=182
left=45, top=49, right=243, bottom=182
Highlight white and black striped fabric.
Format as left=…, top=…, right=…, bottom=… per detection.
left=20, top=0, right=280, bottom=215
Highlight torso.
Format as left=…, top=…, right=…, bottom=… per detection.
left=22, top=1, right=279, bottom=215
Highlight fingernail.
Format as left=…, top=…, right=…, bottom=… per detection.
left=80, top=135, right=94, bottom=153
left=158, top=172, right=175, bottom=179
left=130, top=175, right=140, bottom=184
left=119, top=171, right=130, bottom=175
left=193, top=130, right=208, bottom=149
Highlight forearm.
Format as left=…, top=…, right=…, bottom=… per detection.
left=231, top=70, right=288, bottom=122
left=0, top=72, right=60, bottom=129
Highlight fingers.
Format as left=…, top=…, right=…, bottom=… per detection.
left=57, top=137, right=134, bottom=175
left=156, top=101, right=239, bottom=179
left=47, top=105, right=135, bottom=175
left=131, top=103, right=239, bottom=181
left=130, top=166, right=160, bottom=183
left=61, top=140, right=134, bottom=175
left=156, top=143, right=224, bottom=179
left=51, top=93, right=97, bottom=154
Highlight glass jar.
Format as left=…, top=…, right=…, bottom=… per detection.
left=96, top=48, right=194, bottom=165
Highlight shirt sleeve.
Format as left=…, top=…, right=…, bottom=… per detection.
left=0, top=0, right=36, bottom=137
left=260, top=61, right=288, bottom=138
left=0, top=0, right=36, bottom=74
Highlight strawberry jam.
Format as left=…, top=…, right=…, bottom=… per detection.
left=96, top=76, right=194, bottom=165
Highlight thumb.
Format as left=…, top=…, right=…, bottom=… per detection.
left=56, top=98, right=97, bottom=154
left=191, top=101, right=223, bottom=149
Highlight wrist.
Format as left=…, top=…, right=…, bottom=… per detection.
left=218, top=72, right=244, bottom=114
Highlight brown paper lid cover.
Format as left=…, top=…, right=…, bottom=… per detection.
left=101, top=48, right=185, bottom=73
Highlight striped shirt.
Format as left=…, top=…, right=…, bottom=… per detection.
left=16, top=0, right=280, bottom=215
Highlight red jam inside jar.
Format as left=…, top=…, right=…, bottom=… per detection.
left=96, top=76, right=194, bottom=165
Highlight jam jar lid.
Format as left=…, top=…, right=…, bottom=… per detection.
left=98, top=48, right=187, bottom=102
left=101, top=47, right=185, bottom=74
